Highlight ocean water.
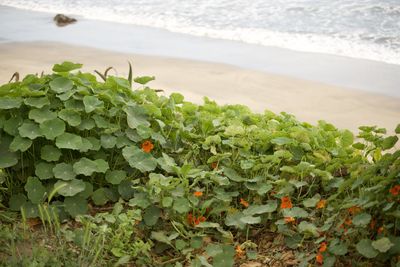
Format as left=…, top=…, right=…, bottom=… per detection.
left=1, top=0, right=400, bottom=65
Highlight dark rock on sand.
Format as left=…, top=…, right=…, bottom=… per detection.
left=53, top=14, right=77, bottom=27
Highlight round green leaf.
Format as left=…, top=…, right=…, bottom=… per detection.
left=29, top=107, right=57, bottom=123
left=134, top=76, right=155, bottom=85
left=9, top=135, right=32, bottom=152
left=9, top=193, right=27, bottom=211
left=144, top=206, right=161, bottom=226
left=162, top=197, right=173, bottom=208
left=94, top=159, right=109, bottom=173
left=223, top=167, right=245, bottom=182
left=118, top=180, right=135, bottom=200
left=24, top=96, right=50, bottom=108
left=79, top=138, right=93, bottom=153
left=128, top=192, right=150, bottom=209
left=77, top=182, right=93, bottom=199
left=57, top=90, right=75, bottom=101
left=329, top=240, right=348, bottom=256
left=64, top=196, right=88, bottom=217
left=40, top=118, right=66, bottom=140
left=73, top=158, right=97, bottom=176
left=22, top=202, right=39, bottom=218
left=92, top=188, right=109, bottom=206
left=283, top=207, right=309, bottom=218
left=4, top=116, right=23, bottom=135
left=53, top=163, right=76, bottom=180
left=353, top=213, right=372, bottom=227
left=24, top=177, right=46, bottom=204
left=83, top=95, right=104, bottom=113
left=0, top=137, right=18, bottom=168
left=55, top=179, right=86, bottom=197
left=73, top=157, right=109, bottom=176
left=105, top=170, right=127, bottom=185
left=92, top=114, right=111, bottom=128
left=173, top=198, right=190, bottom=214
left=41, top=145, right=62, bottom=162
left=123, top=105, right=150, bottom=129
left=122, top=146, right=157, bottom=173
left=302, top=194, right=321, bottom=208
left=49, top=77, right=73, bottom=94
left=225, top=212, right=246, bottom=230
left=243, top=201, right=278, bottom=216
left=78, top=118, right=96, bottom=130
left=298, top=221, right=319, bottom=237
left=64, top=99, right=84, bottom=110
left=381, top=136, right=398, bottom=150
left=100, top=134, right=117, bottom=149
left=356, top=239, right=379, bottom=258
left=0, top=97, right=22, bottom=109
left=18, top=120, right=42, bottom=139
left=395, top=124, right=400, bottom=134
left=35, top=162, right=54, bottom=180
left=58, top=109, right=81, bottom=126
left=52, top=61, right=82, bottom=72
left=372, top=237, right=394, bottom=253
left=56, top=133, right=83, bottom=150
left=86, top=137, right=101, bottom=151
left=340, top=130, right=354, bottom=147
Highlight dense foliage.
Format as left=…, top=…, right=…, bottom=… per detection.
left=0, top=62, right=399, bottom=266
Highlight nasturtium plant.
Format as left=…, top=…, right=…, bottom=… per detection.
left=35, top=162, right=55, bottom=180
left=9, top=135, right=32, bottom=152
left=40, top=145, right=62, bottom=162
left=56, top=132, right=83, bottom=150
left=1, top=62, right=399, bottom=266
left=18, top=120, right=42, bottom=139
left=24, top=177, right=46, bottom=204
left=53, top=163, right=76, bottom=180
left=40, top=118, right=66, bottom=140
left=29, top=107, right=57, bottom=123
left=105, top=170, right=127, bottom=185
left=55, top=179, right=86, bottom=197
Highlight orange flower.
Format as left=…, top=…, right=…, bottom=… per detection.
left=319, top=242, right=327, bottom=252
left=316, top=252, right=323, bottom=265
left=141, top=140, right=154, bottom=153
left=284, top=217, right=295, bottom=224
left=377, top=226, right=384, bottom=234
left=187, top=213, right=194, bottom=225
left=280, top=196, right=293, bottom=209
left=211, top=162, right=218, bottom=170
left=389, top=185, right=400, bottom=196
left=187, top=213, right=206, bottom=226
left=235, top=245, right=245, bottom=258
left=240, top=198, right=249, bottom=208
left=348, top=206, right=361, bottom=215
left=344, top=218, right=352, bottom=226
left=316, top=199, right=327, bottom=209
left=370, top=219, right=376, bottom=230
left=193, top=191, right=203, bottom=197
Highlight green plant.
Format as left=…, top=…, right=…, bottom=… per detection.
left=1, top=62, right=399, bottom=266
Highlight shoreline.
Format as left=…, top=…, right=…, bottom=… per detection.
left=1, top=5, right=400, bottom=98
left=0, top=41, right=399, bottom=133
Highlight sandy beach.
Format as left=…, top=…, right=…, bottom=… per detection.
left=1, top=41, right=399, bottom=133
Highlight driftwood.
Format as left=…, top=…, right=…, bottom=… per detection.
left=53, top=14, right=77, bottom=27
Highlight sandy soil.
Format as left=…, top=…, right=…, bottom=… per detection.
left=0, top=41, right=399, bottom=133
